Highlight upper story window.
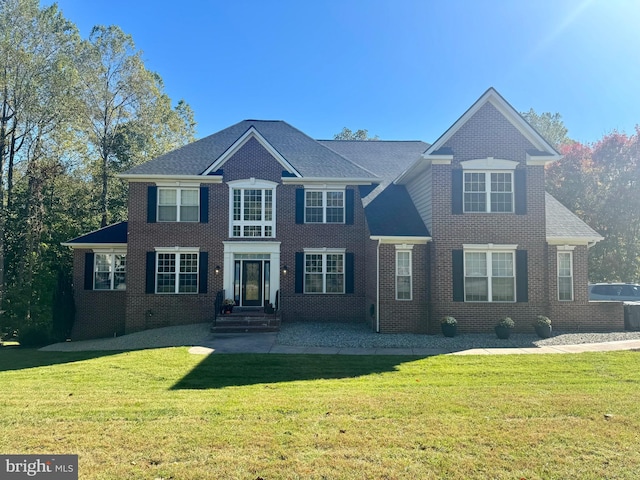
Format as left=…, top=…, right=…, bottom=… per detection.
left=228, top=179, right=277, bottom=238
left=305, top=190, right=345, bottom=223
left=94, top=252, right=126, bottom=290
left=463, top=171, right=513, bottom=213
left=158, top=188, right=199, bottom=222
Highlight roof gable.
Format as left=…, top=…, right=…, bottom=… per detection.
left=424, top=88, right=562, bottom=162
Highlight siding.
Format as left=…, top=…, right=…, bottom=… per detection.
left=405, top=162, right=432, bottom=233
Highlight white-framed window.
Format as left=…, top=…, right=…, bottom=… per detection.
left=464, top=248, right=515, bottom=302
left=304, top=249, right=345, bottom=294
left=463, top=171, right=513, bottom=213
left=94, top=253, right=126, bottom=290
left=396, top=248, right=412, bottom=300
left=158, top=187, right=199, bottom=222
left=229, top=179, right=276, bottom=238
left=305, top=190, right=345, bottom=223
left=557, top=250, right=574, bottom=301
left=156, top=250, right=199, bottom=294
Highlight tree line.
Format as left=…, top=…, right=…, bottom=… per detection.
left=0, top=0, right=195, bottom=341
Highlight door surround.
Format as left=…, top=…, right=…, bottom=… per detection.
left=223, top=241, right=281, bottom=306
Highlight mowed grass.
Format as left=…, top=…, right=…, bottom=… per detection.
left=1, top=348, right=640, bottom=479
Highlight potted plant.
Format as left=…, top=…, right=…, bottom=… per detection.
left=495, top=316, right=515, bottom=339
left=221, top=298, right=235, bottom=314
left=533, top=315, right=552, bottom=338
left=440, top=316, right=457, bottom=337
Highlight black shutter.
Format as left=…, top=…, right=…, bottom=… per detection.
left=345, top=189, right=354, bottom=225
left=200, top=187, right=209, bottom=223
left=345, top=252, right=354, bottom=293
left=295, top=189, right=305, bottom=224
left=147, top=186, right=157, bottom=223
left=84, top=252, right=94, bottom=290
left=515, top=169, right=527, bottom=215
left=295, top=252, right=304, bottom=293
left=199, top=252, right=208, bottom=294
left=452, top=169, right=463, bottom=214
left=146, top=252, right=156, bottom=294
left=516, top=250, right=528, bottom=302
left=452, top=250, right=464, bottom=301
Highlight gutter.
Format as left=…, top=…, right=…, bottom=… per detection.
left=376, top=238, right=381, bottom=333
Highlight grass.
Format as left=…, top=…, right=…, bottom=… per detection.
left=1, top=348, right=640, bottom=479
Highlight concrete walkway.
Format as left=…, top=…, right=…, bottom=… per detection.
left=188, top=333, right=640, bottom=356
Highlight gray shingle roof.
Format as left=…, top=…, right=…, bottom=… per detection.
left=318, top=140, right=429, bottom=183
left=125, top=120, right=377, bottom=179
left=365, top=184, right=430, bottom=237
left=64, top=222, right=128, bottom=245
left=545, top=193, right=602, bottom=241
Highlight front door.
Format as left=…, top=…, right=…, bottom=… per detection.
left=241, top=261, right=262, bottom=306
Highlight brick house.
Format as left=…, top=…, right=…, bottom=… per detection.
left=64, top=88, right=623, bottom=339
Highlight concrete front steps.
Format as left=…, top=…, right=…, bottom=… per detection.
left=210, top=308, right=281, bottom=333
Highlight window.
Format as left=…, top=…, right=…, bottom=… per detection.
left=304, top=251, right=344, bottom=294
left=305, top=190, right=344, bottom=223
left=94, top=253, right=126, bottom=290
left=396, top=250, right=412, bottom=300
left=158, top=188, right=199, bottom=222
left=464, top=172, right=513, bottom=213
left=231, top=187, right=275, bottom=237
left=464, top=250, right=515, bottom=302
left=558, top=251, right=573, bottom=301
left=156, top=252, right=199, bottom=294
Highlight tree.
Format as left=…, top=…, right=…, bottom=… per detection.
left=521, top=109, right=572, bottom=149
left=333, top=127, right=379, bottom=141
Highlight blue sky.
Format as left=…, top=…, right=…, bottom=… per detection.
left=47, top=0, right=640, bottom=144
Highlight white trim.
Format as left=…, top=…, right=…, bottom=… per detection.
left=547, top=236, right=603, bottom=246
left=370, top=236, right=431, bottom=244
left=155, top=246, right=200, bottom=253
left=526, top=152, right=563, bottom=165
left=557, top=250, right=574, bottom=301
left=395, top=249, right=412, bottom=301
left=202, top=127, right=301, bottom=177
left=394, top=244, right=415, bottom=250
left=92, top=248, right=127, bottom=254
left=222, top=242, right=281, bottom=306
left=228, top=179, right=277, bottom=238
left=118, top=174, right=223, bottom=183
left=423, top=88, right=562, bottom=161
left=304, top=189, right=345, bottom=224
left=463, top=243, right=518, bottom=250
left=460, top=158, right=519, bottom=170
left=303, top=250, right=346, bottom=294
left=62, top=242, right=126, bottom=249
left=556, top=245, right=576, bottom=251
left=281, top=177, right=375, bottom=186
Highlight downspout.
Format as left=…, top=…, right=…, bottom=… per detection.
left=376, top=239, right=381, bottom=333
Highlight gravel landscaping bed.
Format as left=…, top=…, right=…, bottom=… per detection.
left=38, top=321, right=640, bottom=352
left=276, top=321, right=640, bottom=350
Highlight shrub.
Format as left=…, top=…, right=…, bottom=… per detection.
left=441, top=316, right=457, bottom=325
left=497, top=317, right=515, bottom=329
left=534, top=315, right=551, bottom=327
left=18, top=326, right=53, bottom=348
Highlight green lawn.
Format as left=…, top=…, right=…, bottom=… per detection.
left=1, top=348, right=639, bottom=479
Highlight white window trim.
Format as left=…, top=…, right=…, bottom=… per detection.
left=157, top=187, right=200, bottom=222
left=557, top=250, right=574, bottom=301
left=93, top=251, right=127, bottom=290
left=304, top=188, right=346, bottom=224
left=303, top=248, right=346, bottom=294
left=463, top=248, right=516, bottom=302
left=228, top=178, right=277, bottom=238
left=154, top=247, right=200, bottom=294
left=395, top=246, right=413, bottom=301
left=463, top=170, right=514, bottom=213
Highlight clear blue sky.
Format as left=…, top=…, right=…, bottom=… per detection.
left=47, top=0, right=640, bottom=144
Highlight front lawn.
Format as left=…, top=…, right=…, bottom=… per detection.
left=1, top=348, right=639, bottom=479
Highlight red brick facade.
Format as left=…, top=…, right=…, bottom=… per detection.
left=69, top=94, right=624, bottom=339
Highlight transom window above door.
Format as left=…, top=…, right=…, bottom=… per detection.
left=228, top=179, right=277, bottom=238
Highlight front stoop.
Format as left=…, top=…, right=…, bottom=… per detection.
left=211, top=309, right=281, bottom=333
